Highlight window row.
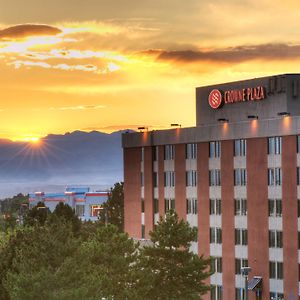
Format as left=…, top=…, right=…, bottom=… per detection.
left=148, top=135, right=300, bottom=163
left=150, top=197, right=287, bottom=218
left=148, top=168, right=285, bottom=187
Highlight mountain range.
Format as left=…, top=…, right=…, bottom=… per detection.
left=0, top=130, right=127, bottom=198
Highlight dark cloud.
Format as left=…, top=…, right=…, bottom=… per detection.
left=0, top=24, right=62, bottom=39
left=143, top=44, right=300, bottom=64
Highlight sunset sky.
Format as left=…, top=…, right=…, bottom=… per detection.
left=1, top=0, right=300, bottom=141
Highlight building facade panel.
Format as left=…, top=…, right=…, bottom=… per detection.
left=247, top=138, right=269, bottom=300
left=175, top=144, right=186, bottom=220
left=144, top=146, right=154, bottom=238
left=197, top=142, right=211, bottom=300
left=282, top=135, right=298, bottom=298
left=221, top=140, right=235, bottom=300
left=124, top=147, right=142, bottom=238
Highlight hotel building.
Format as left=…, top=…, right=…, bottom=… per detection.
left=122, top=74, right=300, bottom=300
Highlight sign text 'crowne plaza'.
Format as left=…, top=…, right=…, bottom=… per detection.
left=208, top=86, right=266, bottom=109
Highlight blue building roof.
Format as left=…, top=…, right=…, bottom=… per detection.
left=65, top=187, right=90, bottom=194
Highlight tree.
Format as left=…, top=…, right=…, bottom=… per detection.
left=136, top=210, right=212, bottom=300
left=50, top=202, right=81, bottom=234
left=0, top=220, right=78, bottom=300
left=55, top=225, right=139, bottom=300
left=99, top=182, right=124, bottom=231
left=0, top=221, right=139, bottom=300
left=23, top=201, right=49, bottom=226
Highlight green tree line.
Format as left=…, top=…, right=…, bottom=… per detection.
left=0, top=183, right=212, bottom=300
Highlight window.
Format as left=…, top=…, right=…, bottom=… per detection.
left=141, top=147, right=144, bottom=161
left=153, top=172, right=158, bottom=187
left=268, top=168, right=282, bottom=186
left=141, top=225, right=145, bottom=239
left=269, top=199, right=282, bottom=217
left=153, top=146, right=158, bottom=161
left=234, top=169, right=247, bottom=186
left=270, top=292, right=284, bottom=300
left=141, top=198, right=145, bottom=213
left=209, top=169, right=221, bottom=186
left=210, top=199, right=221, bottom=215
left=235, top=229, right=248, bottom=245
left=186, top=170, right=197, bottom=186
left=269, top=230, right=283, bottom=248
left=268, top=136, right=282, bottom=154
left=234, top=199, right=247, bottom=216
left=186, top=198, right=198, bottom=214
left=164, top=145, right=175, bottom=160
left=153, top=198, right=159, bottom=214
left=298, top=167, right=300, bottom=185
left=75, top=205, right=85, bottom=217
left=234, top=139, right=247, bottom=156
left=269, top=261, right=283, bottom=279
left=209, top=141, right=221, bottom=158
left=210, top=227, right=222, bottom=244
left=164, top=171, right=175, bottom=187
left=211, top=257, right=222, bottom=274
left=186, top=143, right=197, bottom=159
left=165, top=198, right=175, bottom=212
left=235, top=288, right=245, bottom=300
left=211, top=285, right=222, bottom=300
left=90, top=205, right=102, bottom=217
left=141, top=172, right=144, bottom=187
left=235, top=258, right=248, bottom=274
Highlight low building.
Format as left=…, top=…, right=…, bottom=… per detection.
left=29, top=187, right=109, bottom=221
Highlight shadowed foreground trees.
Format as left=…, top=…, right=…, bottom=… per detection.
left=136, top=210, right=212, bottom=300
left=0, top=208, right=211, bottom=300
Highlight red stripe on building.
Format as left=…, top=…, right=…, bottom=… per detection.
left=124, top=147, right=142, bottom=238
left=247, top=138, right=269, bottom=300
left=175, top=144, right=186, bottom=220
left=144, top=146, right=154, bottom=238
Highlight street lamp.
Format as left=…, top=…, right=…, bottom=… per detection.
left=241, top=266, right=252, bottom=300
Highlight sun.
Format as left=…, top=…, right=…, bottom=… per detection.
left=22, top=137, right=41, bottom=144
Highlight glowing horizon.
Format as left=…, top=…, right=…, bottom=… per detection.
left=1, top=0, right=300, bottom=140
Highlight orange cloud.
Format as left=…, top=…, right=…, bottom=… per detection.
left=143, top=43, right=300, bottom=64
left=0, top=24, right=62, bottom=40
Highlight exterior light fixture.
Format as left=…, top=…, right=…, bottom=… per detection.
left=170, top=123, right=181, bottom=128
left=217, top=118, right=229, bottom=123
left=277, top=112, right=290, bottom=117
left=247, top=115, right=258, bottom=120
left=138, top=126, right=148, bottom=132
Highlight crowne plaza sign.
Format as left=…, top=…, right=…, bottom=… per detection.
left=208, top=86, right=266, bottom=109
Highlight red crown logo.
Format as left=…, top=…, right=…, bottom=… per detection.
left=208, top=89, right=222, bottom=109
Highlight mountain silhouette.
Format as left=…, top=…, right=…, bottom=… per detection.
left=0, top=130, right=129, bottom=198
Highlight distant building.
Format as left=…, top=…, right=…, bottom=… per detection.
left=29, top=187, right=109, bottom=221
